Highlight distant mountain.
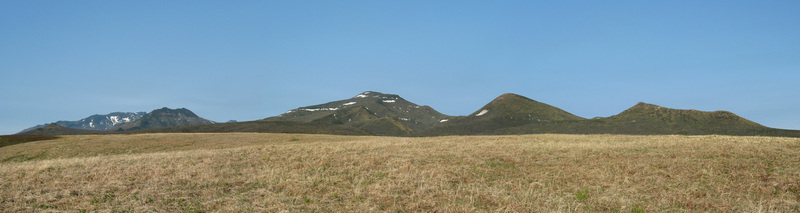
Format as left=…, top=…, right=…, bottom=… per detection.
left=266, top=91, right=450, bottom=135
left=15, top=106, right=368, bottom=136
left=418, top=93, right=584, bottom=135
left=114, top=107, right=215, bottom=131
left=18, top=123, right=106, bottom=136
left=19, top=112, right=146, bottom=133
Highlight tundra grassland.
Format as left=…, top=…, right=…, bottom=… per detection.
left=1, top=133, right=799, bottom=212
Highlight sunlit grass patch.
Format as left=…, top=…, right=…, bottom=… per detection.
left=1, top=133, right=798, bottom=211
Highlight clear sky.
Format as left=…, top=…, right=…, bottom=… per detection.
left=2, top=1, right=798, bottom=134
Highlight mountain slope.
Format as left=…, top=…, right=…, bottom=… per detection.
left=417, top=95, right=800, bottom=137
left=115, top=107, right=215, bottom=131
left=128, top=120, right=370, bottom=135
left=418, top=93, right=584, bottom=135
left=267, top=91, right=450, bottom=132
left=461, top=93, right=583, bottom=121
left=19, top=112, right=146, bottom=133
left=311, top=106, right=414, bottom=136
left=18, top=123, right=106, bottom=135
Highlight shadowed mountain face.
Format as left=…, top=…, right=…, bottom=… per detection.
left=266, top=91, right=450, bottom=135
left=114, top=107, right=215, bottom=131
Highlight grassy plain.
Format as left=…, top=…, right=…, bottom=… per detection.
left=1, top=133, right=799, bottom=212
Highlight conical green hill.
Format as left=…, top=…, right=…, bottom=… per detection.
left=419, top=93, right=584, bottom=135
left=467, top=93, right=583, bottom=121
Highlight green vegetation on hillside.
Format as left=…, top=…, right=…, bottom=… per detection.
left=349, top=117, right=414, bottom=136
left=312, top=106, right=414, bottom=136
left=421, top=97, right=800, bottom=137
left=130, top=120, right=370, bottom=135
left=266, top=91, right=451, bottom=133
left=115, top=107, right=214, bottom=131
left=418, top=93, right=586, bottom=136
left=0, top=135, right=59, bottom=148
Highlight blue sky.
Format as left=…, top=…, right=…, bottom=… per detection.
left=1, top=1, right=798, bottom=134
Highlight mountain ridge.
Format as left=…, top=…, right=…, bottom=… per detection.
left=19, top=123, right=106, bottom=135
left=114, top=107, right=215, bottom=131
left=19, top=111, right=146, bottom=133
left=14, top=91, right=800, bottom=138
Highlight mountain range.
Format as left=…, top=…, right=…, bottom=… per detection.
left=19, top=112, right=146, bottom=133
left=16, top=91, right=800, bottom=138
left=19, top=108, right=213, bottom=135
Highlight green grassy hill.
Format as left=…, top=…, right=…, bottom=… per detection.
left=596, top=102, right=766, bottom=134
left=493, top=103, right=800, bottom=137
left=418, top=93, right=585, bottom=136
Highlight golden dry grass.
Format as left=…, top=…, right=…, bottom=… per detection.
left=1, top=133, right=799, bottom=212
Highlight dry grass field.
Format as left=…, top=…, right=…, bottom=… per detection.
left=1, top=133, right=799, bottom=212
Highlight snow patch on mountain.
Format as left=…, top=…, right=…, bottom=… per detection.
left=476, top=109, right=489, bottom=116
left=301, top=108, right=339, bottom=112
left=109, top=116, right=120, bottom=125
